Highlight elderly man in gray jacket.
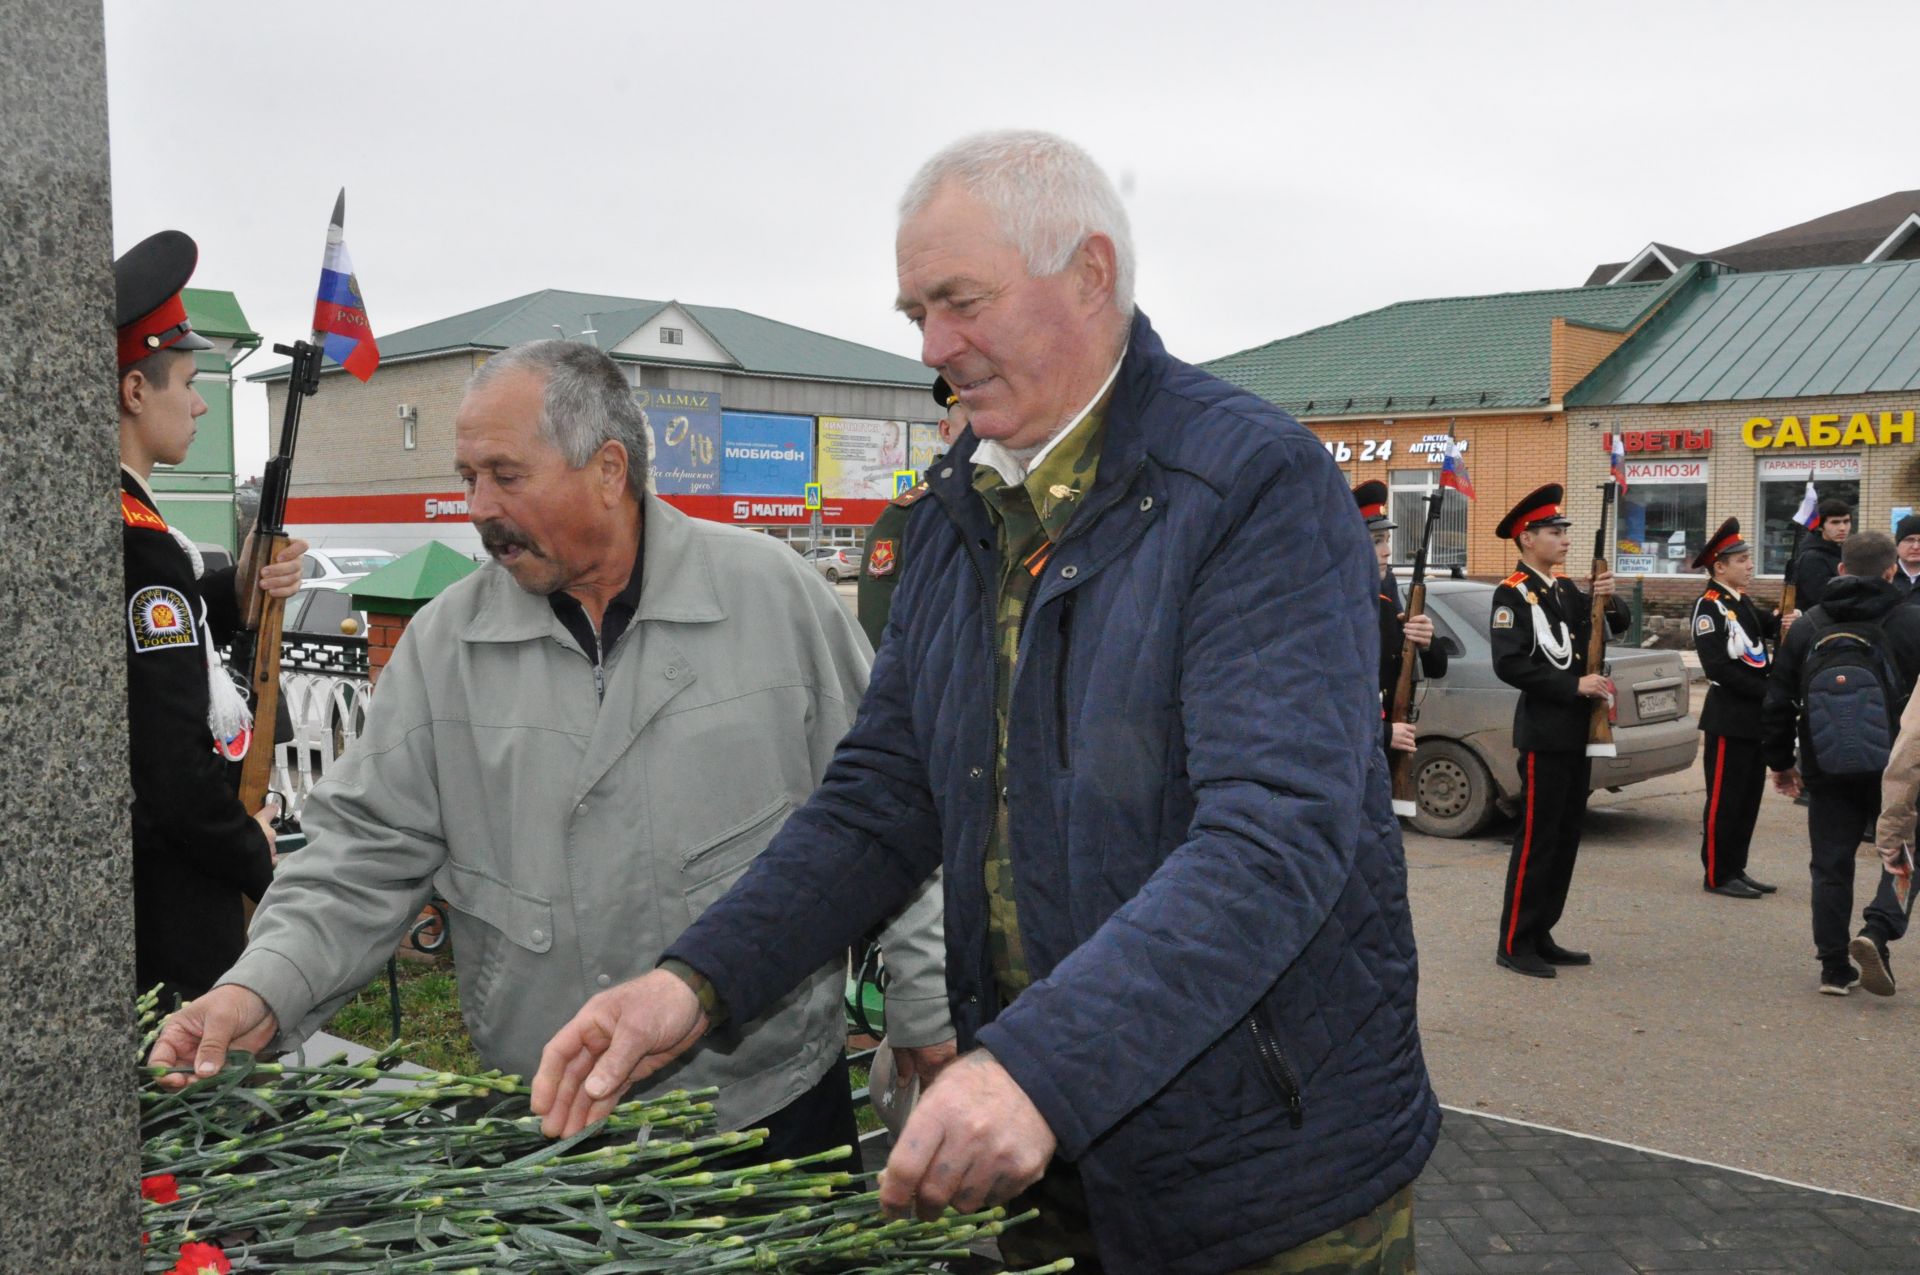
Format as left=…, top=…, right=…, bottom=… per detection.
left=151, top=340, right=951, bottom=1153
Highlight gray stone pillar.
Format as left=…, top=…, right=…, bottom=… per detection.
left=0, top=1, right=141, bottom=1267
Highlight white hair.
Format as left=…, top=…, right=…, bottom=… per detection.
left=899, top=129, right=1135, bottom=312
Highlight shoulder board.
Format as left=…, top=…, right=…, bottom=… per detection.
left=1501, top=571, right=1528, bottom=588
left=1703, top=588, right=1720, bottom=601
left=120, top=490, right=168, bottom=533
left=890, top=482, right=930, bottom=508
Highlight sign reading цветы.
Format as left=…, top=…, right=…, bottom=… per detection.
left=1741, top=411, right=1914, bottom=448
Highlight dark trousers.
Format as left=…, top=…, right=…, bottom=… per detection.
left=1499, top=750, right=1593, bottom=957
left=1699, top=734, right=1765, bottom=887
left=1806, top=778, right=1911, bottom=971
left=708, top=1052, right=859, bottom=1171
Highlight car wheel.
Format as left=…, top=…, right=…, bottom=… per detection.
left=1409, top=739, right=1496, bottom=838
left=824, top=567, right=840, bottom=582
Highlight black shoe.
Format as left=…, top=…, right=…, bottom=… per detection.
left=1496, top=950, right=1556, bottom=978
left=1850, top=933, right=1895, bottom=997
left=1819, top=966, right=1862, bottom=996
left=1738, top=873, right=1778, bottom=894
left=1539, top=937, right=1591, bottom=966
left=1705, top=879, right=1765, bottom=899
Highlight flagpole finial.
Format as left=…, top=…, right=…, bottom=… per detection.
left=331, top=188, right=346, bottom=226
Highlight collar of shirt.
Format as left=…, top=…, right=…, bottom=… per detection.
left=1714, top=582, right=1744, bottom=601
left=1519, top=561, right=1558, bottom=593
left=121, top=464, right=161, bottom=512
left=971, top=352, right=1126, bottom=488
left=546, top=529, right=646, bottom=665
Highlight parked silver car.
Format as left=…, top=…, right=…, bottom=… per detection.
left=1401, top=578, right=1698, bottom=837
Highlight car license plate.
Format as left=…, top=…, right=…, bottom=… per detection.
left=1636, top=688, right=1677, bottom=719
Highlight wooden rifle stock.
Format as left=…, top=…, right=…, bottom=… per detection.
left=1387, top=485, right=1447, bottom=815
left=236, top=535, right=290, bottom=813
left=1586, top=482, right=1616, bottom=758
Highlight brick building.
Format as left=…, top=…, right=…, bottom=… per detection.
left=1203, top=277, right=1688, bottom=575
left=1564, top=257, right=1920, bottom=608
left=253, top=290, right=934, bottom=557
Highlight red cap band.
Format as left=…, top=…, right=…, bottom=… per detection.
left=117, top=292, right=191, bottom=368
left=1519, top=503, right=1560, bottom=528
left=1359, top=502, right=1387, bottom=519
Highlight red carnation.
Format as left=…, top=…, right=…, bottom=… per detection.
left=168, top=1241, right=231, bottom=1274
left=141, top=1174, right=180, bottom=1205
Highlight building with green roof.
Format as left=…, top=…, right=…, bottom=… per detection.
left=1201, top=268, right=1696, bottom=574
left=251, top=290, right=938, bottom=557
left=1560, top=258, right=1920, bottom=590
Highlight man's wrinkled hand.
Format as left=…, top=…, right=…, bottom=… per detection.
left=879, top=1050, right=1055, bottom=1221
left=530, top=969, right=708, bottom=1138
left=147, top=985, right=278, bottom=1088
left=890, top=1039, right=959, bottom=1088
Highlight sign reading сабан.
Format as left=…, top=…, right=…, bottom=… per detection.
left=1742, top=411, right=1914, bottom=449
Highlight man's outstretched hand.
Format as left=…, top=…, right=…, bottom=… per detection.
left=879, top=1049, right=1056, bottom=1220
left=147, top=984, right=279, bottom=1088
left=530, top=969, right=709, bottom=1137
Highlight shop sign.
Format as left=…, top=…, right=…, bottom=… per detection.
left=1622, top=459, right=1706, bottom=485
left=1321, top=434, right=1467, bottom=464
left=662, top=493, right=889, bottom=527
left=639, top=389, right=722, bottom=496
left=1617, top=553, right=1659, bottom=573
left=719, top=412, right=812, bottom=495
left=1757, top=454, right=1862, bottom=480
left=1741, top=411, right=1914, bottom=449
left=1606, top=429, right=1711, bottom=453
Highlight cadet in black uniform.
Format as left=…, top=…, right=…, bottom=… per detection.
left=1690, top=518, right=1793, bottom=899
left=1355, top=481, right=1446, bottom=758
left=117, top=230, right=308, bottom=1003
left=856, top=376, right=967, bottom=649
left=1489, top=484, right=1629, bottom=978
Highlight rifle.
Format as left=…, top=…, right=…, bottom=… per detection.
left=1586, top=481, right=1617, bottom=758
left=1388, top=485, right=1446, bottom=816
left=231, top=338, right=322, bottom=815
left=1778, top=521, right=1807, bottom=620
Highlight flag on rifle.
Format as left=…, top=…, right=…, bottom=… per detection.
left=1791, top=475, right=1821, bottom=530
left=312, top=189, right=380, bottom=381
left=1609, top=432, right=1629, bottom=493
left=1439, top=438, right=1474, bottom=499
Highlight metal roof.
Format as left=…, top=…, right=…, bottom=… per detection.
left=181, top=288, right=257, bottom=342
left=249, top=288, right=932, bottom=388
left=1202, top=277, right=1677, bottom=417
left=1566, top=259, right=1920, bottom=406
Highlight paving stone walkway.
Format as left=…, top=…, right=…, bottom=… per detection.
left=1418, top=1108, right=1920, bottom=1274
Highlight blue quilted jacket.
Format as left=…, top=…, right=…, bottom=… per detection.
left=670, top=311, right=1439, bottom=1273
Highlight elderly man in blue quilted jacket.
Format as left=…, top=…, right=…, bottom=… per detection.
left=532, top=130, right=1438, bottom=1274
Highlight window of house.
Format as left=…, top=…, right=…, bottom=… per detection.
left=1614, top=460, right=1709, bottom=575
left=1756, top=455, right=1861, bottom=574
left=659, top=327, right=684, bottom=345
left=1386, top=469, right=1467, bottom=567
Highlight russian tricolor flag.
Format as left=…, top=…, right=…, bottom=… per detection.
left=1609, top=433, right=1629, bottom=492
left=1791, top=476, right=1821, bottom=530
left=311, top=189, right=379, bottom=382
left=1439, top=437, right=1474, bottom=499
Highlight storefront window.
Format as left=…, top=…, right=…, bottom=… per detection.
left=1756, top=456, right=1861, bottom=575
left=1614, top=461, right=1708, bottom=575
left=1387, top=469, right=1467, bottom=567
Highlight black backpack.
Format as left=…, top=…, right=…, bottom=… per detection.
left=1798, top=611, right=1907, bottom=778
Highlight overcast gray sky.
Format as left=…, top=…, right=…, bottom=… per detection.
left=105, top=0, right=1918, bottom=479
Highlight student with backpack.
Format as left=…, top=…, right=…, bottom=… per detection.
left=1762, top=532, right=1920, bottom=996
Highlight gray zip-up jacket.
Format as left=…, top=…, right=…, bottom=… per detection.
left=222, top=498, right=948, bottom=1127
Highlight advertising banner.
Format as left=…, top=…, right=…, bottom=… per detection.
left=908, top=421, right=945, bottom=475
left=818, top=417, right=909, bottom=500
left=720, top=412, right=813, bottom=495
left=638, top=388, right=722, bottom=495
left=662, top=494, right=890, bottom=527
